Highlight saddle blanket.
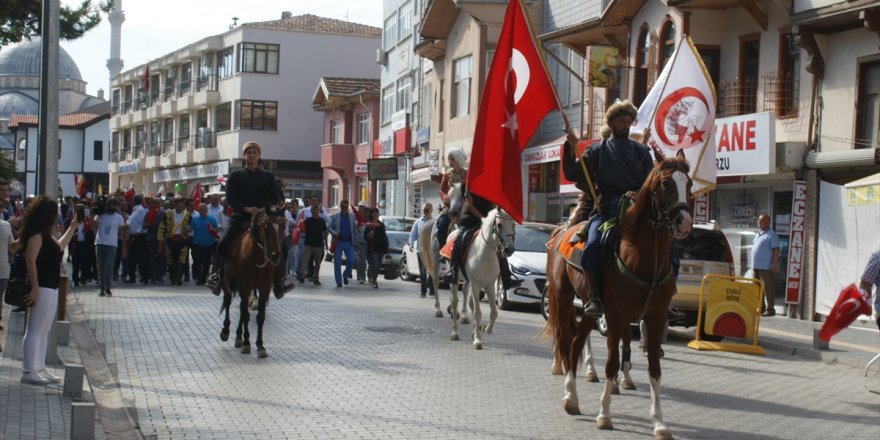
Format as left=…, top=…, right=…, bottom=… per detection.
left=439, top=230, right=459, bottom=260
left=555, top=222, right=586, bottom=270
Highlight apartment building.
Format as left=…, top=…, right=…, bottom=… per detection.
left=107, top=13, right=381, bottom=200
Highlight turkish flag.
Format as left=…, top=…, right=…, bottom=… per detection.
left=143, top=65, right=150, bottom=94
left=468, top=0, right=559, bottom=223
left=191, top=183, right=201, bottom=206
left=818, top=283, right=872, bottom=341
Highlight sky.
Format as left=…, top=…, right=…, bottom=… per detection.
left=60, top=0, right=384, bottom=96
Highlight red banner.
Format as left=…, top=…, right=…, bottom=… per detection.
left=785, top=180, right=807, bottom=304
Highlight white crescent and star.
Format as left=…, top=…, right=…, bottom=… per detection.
left=502, top=49, right=530, bottom=139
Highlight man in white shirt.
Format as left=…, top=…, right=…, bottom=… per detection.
left=207, top=194, right=226, bottom=234
left=92, top=198, right=127, bottom=297
left=0, top=218, right=12, bottom=326
left=408, top=203, right=435, bottom=297
left=125, top=195, right=148, bottom=284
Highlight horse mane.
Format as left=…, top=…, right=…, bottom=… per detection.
left=621, top=156, right=690, bottom=239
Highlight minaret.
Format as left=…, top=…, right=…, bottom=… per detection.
left=106, top=0, right=125, bottom=81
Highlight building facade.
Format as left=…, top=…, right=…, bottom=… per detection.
left=107, top=13, right=381, bottom=200
left=312, top=77, right=381, bottom=208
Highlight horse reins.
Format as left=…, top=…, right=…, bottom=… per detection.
left=251, top=212, right=281, bottom=269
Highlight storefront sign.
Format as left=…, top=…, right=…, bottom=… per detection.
left=412, top=185, right=422, bottom=217
left=715, top=112, right=775, bottom=176
left=153, top=160, right=229, bottom=183
left=785, top=180, right=807, bottom=304
left=586, top=45, right=621, bottom=89
left=367, top=157, right=398, bottom=181
left=354, top=163, right=368, bottom=175
left=117, top=161, right=140, bottom=175
left=391, top=111, right=408, bottom=132
left=522, top=144, right=562, bottom=166
left=417, top=128, right=430, bottom=145
left=694, top=193, right=710, bottom=222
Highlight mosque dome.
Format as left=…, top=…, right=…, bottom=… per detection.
left=0, top=91, right=39, bottom=119
left=0, top=36, right=83, bottom=81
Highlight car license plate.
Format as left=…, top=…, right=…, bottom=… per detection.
left=681, top=264, right=703, bottom=276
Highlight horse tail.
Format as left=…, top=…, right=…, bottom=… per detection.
left=540, top=225, right=578, bottom=368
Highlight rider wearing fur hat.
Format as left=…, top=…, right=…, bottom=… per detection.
left=561, top=100, right=654, bottom=319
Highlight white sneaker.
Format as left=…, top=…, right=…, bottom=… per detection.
left=21, top=371, right=50, bottom=385
left=36, top=369, right=61, bottom=383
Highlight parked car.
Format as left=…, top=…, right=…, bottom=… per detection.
left=495, top=222, right=556, bottom=310
left=380, top=216, right=416, bottom=268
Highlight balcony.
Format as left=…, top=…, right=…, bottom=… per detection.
left=762, top=70, right=800, bottom=119
left=320, top=143, right=356, bottom=173
left=178, top=80, right=191, bottom=97
left=122, top=101, right=132, bottom=113
left=111, top=104, right=119, bottom=116
left=163, top=85, right=175, bottom=102
left=194, top=75, right=220, bottom=108
left=718, top=76, right=758, bottom=118
left=110, top=150, right=120, bottom=162
left=177, top=136, right=191, bottom=152
left=194, top=130, right=216, bottom=149
left=147, top=103, right=163, bottom=120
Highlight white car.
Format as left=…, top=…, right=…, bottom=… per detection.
left=495, top=222, right=556, bottom=310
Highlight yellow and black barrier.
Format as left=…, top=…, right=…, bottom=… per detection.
left=687, top=274, right=766, bottom=355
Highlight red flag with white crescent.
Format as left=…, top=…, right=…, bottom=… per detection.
left=468, top=0, right=560, bottom=223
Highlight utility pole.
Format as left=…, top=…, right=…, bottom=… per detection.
left=38, top=0, right=60, bottom=198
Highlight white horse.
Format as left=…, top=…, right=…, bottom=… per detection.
left=418, top=184, right=469, bottom=321
left=450, top=208, right=516, bottom=348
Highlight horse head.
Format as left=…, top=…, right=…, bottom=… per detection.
left=447, top=183, right=464, bottom=219
left=647, top=150, right=693, bottom=240
left=251, top=207, right=286, bottom=267
left=493, top=209, right=517, bottom=257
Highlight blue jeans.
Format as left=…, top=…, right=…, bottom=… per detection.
left=334, top=240, right=355, bottom=285
left=580, top=215, right=608, bottom=274
left=288, top=241, right=301, bottom=275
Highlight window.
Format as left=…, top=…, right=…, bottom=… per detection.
left=452, top=55, right=472, bottom=118
left=217, top=46, right=234, bottom=78
left=178, top=114, right=190, bottom=139
left=198, top=54, right=214, bottom=90
left=57, top=139, right=62, bottom=160
left=777, top=33, right=800, bottom=118
left=634, top=27, right=650, bottom=106
left=396, top=76, right=411, bottom=112
left=697, top=46, right=721, bottom=101
left=149, top=121, right=159, bottom=149
left=164, top=69, right=174, bottom=100
left=111, top=89, right=121, bottom=114
left=93, top=140, right=103, bottom=161
left=329, top=179, right=340, bottom=207
left=398, top=1, right=412, bottom=42
left=238, top=100, right=278, bottom=131
left=382, top=85, right=394, bottom=124
left=856, top=60, right=880, bottom=149
left=197, top=108, right=208, bottom=130
left=163, top=118, right=174, bottom=142
left=384, top=13, right=397, bottom=50
left=438, top=79, right=445, bottom=132
left=357, top=113, right=370, bottom=144
left=215, top=102, right=232, bottom=132
left=123, top=129, right=131, bottom=150
left=420, top=81, right=432, bottom=129
left=357, top=176, right=368, bottom=205
left=179, top=63, right=192, bottom=95
left=237, top=43, right=280, bottom=74
left=659, top=19, right=676, bottom=73
left=738, top=35, right=760, bottom=115
left=330, top=119, right=342, bottom=144
left=135, top=125, right=145, bottom=146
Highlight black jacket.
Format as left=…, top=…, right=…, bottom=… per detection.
left=225, top=167, right=280, bottom=220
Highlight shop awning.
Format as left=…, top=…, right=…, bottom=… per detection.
left=844, top=172, right=880, bottom=188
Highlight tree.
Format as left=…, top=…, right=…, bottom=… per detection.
left=0, top=0, right=112, bottom=48
left=0, top=151, right=20, bottom=184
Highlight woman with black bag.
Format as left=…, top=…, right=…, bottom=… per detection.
left=364, top=208, right=388, bottom=289
left=19, top=196, right=78, bottom=385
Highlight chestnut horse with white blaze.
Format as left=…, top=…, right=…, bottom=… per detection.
left=545, top=151, right=693, bottom=440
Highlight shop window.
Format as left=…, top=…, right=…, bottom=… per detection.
left=856, top=60, right=880, bottom=149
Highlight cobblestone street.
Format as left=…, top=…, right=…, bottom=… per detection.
left=62, top=265, right=880, bottom=440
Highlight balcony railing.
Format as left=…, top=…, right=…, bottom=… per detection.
left=132, top=146, right=143, bottom=159
left=111, top=104, right=119, bottom=115
left=150, top=88, right=160, bottom=104
left=122, top=101, right=132, bottom=112
left=718, top=76, right=758, bottom=118
left=110, top=150, right=120, bottom=162
left=196, top=74, right=218, bottom=92
left=178, top=80, right=191, bottom=96
left=194, top=130, right=216, bottom=149
left=177, top=135, right=190, bottom=152
left=762, top=70, right=800, bottom=118
left=164, top=85, right=175, bottom=102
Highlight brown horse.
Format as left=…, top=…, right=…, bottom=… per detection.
left=219, top=208, right=287, bottom=358
left=545, top=151, right=693, bottom=440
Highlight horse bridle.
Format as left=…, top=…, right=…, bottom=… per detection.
left=646, top=170, right=693, bottom=232
left=251, top=211, right=282, bottom=268
left=481, top=212, right=515, bottom=256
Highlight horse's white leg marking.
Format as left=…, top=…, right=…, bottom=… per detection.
left=584, top=337, right=599, bottom=382
left=449, top=273, right=460, bottom=341
left=621, top=358, right=635, bottom=390
left=471, top=281, right=483, bottom=350
left=650, top=376, right=671, bottom=439
left=484, top=278, right=498, bottom=335
left=563, top=370, right=580, bottom=415
left=596, top=376, right=614, bottom=429
left=459, top=281, right=470, bottom=324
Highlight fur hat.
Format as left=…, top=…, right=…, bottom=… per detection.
left=604, top=99, right=638, bottom=124
left=242, top=141, right=262, bottom=155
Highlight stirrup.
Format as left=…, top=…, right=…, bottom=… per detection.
left=206, top=273, right=221, bottom=295
left=584, top=299, right=603, bottom=319
left=274, top=275, right=296, bottom=299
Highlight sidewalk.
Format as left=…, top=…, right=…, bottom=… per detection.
left=671, top=312, right=880, bottom=372
left=0, top=305, right=106, bottom=440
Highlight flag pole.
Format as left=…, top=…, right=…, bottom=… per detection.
left=644, top=34, right=688, bottom=141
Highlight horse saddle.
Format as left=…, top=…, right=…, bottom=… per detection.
left=439, top=229, right=478, bottom=266
left=555, top=220, right=620, bottom=272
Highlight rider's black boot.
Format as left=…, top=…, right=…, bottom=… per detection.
left=584, top=270, right=603, bottom=319
left=207, top=254, right=224, bottom=295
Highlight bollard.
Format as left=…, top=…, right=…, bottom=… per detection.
left=812, top=328, right=829, bottom=350
left=56, top=320, right=71, bottom=346
left=58, top=274, right=69, bottom=321
left=63, top=365, right=85, bottom=399
left=46, top=319, right=60, bottom=364
left=70, top=402, right=96, bottom=440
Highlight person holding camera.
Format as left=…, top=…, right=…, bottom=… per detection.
left=20, top=196, right=79, bottom=385
left=92, top=197, right=126, bottom=297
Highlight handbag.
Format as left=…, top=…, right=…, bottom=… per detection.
left=383, top=254, right=399, bottom=280
left=5, top=250, right=30, bottom=308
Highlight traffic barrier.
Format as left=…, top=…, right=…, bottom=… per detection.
left=687, top=274, right=766, bottom=355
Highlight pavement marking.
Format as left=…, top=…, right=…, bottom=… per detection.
left=760, top=327, right=879, bottom=353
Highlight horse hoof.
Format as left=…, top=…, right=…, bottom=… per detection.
left=451, top=334, right=460, bottom=341
left=585, top=371, right=599, bottom=382
left=596, top=416, right=613, bottom=430
left=220, top=331, right=229, bottom=342
left=234, top=338, right=243, bottom=348
left=435, top=310, right=443, bottom=318
left=551, top=365, right=563, bottom=376
left=473, top=342, right=483, bottom=350
left=654, top=428, right=673, bottom=440
left=257, top=348, right=268, bottom=358
left=621, top=380, right=636, bottom=391
left=563, top=399, right=580, bottom=415
left=241, top=345, right=251, bottom=354
left=460, top=316, right=470, bottom=325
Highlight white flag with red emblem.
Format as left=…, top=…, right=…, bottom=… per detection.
left=632, top=35, right=716, bottom=195
left=468, top=0, right=560, bottom=223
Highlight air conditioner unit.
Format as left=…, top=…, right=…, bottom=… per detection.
left=376, top=49, right=387, bottom=66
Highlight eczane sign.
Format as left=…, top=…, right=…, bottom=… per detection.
left=714, top=112, right=775, bottom=176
